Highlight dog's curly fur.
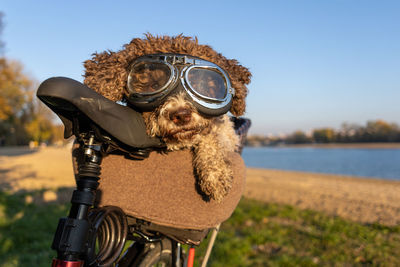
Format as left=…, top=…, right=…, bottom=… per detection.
left=83, top=34, right=251, bottom=202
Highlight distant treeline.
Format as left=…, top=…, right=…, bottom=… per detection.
left=246, top=120, right=400, bottom=147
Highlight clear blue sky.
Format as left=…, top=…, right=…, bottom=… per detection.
left=2, top=0, right=399, bottom=135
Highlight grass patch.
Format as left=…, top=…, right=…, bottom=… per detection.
left=1, top=192, right=399, bottom=266
left=0, top=189, right=70, bottom=267
left=196, top=198, right=400, bottom=266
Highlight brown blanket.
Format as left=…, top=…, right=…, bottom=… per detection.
left=73, top=147, right=246, bottom=230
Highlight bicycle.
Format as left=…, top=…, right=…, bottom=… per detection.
left=38, top=77, right=250, bottom=267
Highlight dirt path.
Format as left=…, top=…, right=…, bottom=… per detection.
left=0, top=147, right=75, bottom=192
left=1, top=147, right=399, bottom=226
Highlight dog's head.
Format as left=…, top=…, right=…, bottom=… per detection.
left=83, top=35, right=251, bottom=145
left=84, top=34, right=251, bottom=116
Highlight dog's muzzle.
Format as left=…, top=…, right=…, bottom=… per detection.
left=126, top=53, right=234, bottom=116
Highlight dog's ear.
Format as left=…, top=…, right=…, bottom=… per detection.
left=230, top=82, right=248, bottom=116
left=228, top=65, right=252, bottom=117
left=83, top=50, right=130, bottom=102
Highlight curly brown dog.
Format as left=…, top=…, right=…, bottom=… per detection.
left=83, top=34, right=251, bottom=202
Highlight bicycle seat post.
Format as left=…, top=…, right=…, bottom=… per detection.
left=70, top=133, right=102, bottom=219
left=51, top=132, right=103, bottom=266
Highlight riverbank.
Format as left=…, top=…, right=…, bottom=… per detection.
left=1, top=146, right=399, bottom=225
left=245, top=168, right=400, bottom=226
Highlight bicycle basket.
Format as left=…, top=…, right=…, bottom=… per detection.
left=72, top=145, right=246, bottom=236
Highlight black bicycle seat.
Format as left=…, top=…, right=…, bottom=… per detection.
left=37, top=77, right=163, bottom=149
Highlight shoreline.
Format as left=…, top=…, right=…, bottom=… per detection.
left=246, top=142, right=400, bottom=149
left=246, top=167, right=399, bottom=182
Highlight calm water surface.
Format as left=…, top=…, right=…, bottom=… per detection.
left=242, top=147, right=400, bottom=180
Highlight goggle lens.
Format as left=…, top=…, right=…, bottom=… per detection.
left=128, top=62, right=171, bottom=94
left=187, top=68, right=227, bottom=100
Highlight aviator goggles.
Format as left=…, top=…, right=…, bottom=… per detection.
left=126, top=54, right=234, bottom=116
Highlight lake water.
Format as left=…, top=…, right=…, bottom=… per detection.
left=242, top=147, right=400, bottom=180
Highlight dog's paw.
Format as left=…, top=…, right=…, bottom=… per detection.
left=198, top=167, right=233, bottom=202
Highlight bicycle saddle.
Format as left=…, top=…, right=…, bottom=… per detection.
left=37, top=77, right=163, bottom=149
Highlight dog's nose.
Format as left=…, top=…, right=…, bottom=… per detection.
left=169, top=108, right=192, bottom=125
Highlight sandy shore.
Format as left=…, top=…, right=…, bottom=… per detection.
left=245, top=168, right=400, bottom=226
left=1, top=146, right=399, bottom=226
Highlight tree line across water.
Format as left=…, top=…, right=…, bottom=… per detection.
left=246, top=120, right=400, bottom=147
